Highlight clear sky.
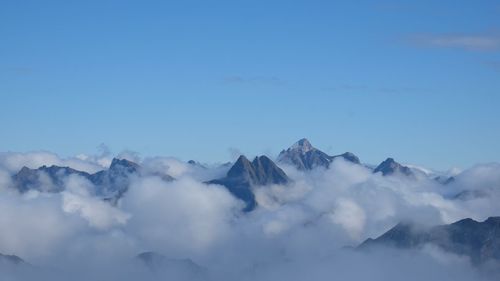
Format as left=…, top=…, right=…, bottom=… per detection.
left=1, top=0, right=499, bottom=170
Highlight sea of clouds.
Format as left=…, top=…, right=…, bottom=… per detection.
left=0, top=150, right=499, bottom=281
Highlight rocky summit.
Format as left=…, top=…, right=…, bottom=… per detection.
left=277, top=138, right=360, bottom=170
left=208, top=155, right=290, bottom=212
left=373, top=158, right=413, bottom=176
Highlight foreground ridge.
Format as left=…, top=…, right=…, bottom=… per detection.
left=359, top=216, right=500, bottom=264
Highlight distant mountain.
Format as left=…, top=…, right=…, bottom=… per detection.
left=88, top=158, right=140, bottom=199
left=135, top=252, right=205, bottom=275
left=277, top=138, right=360, bottom=170
left=208, top=155, right=290, bottom=212
left=13, top=165, right=91, bottom=193
left=12, top=158, right=173, bottom=201
left=359, top=217, right=500, bottom=264
left=373, top=158, right=413, bottom=176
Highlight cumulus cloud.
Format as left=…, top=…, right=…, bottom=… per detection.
left=329, top=198, right=366, bottom=240
left=62, top=175, right=130, bottom=230
left=122, top=177, right=240, bottom=256
left=0, top=152, right=499, bottom=280
left=0, top=192, right=78, bottom=260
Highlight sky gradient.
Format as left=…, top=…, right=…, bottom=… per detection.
left=1, top=0, right=500, bottom=170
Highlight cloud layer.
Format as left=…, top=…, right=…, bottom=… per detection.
left=0, top=151, right=499, bottom=280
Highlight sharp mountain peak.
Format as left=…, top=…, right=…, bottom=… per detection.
left=278, top=138, right=360, bottom=170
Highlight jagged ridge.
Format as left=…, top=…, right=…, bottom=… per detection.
left=208, top=155, right=290, bottom=212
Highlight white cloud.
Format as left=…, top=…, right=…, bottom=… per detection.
left=62, top=175, right=130, bottom=230
left=122, top=177, right=240, bottom=256
left=0, top=151, right=499, bottom=280
left=329, top=198, right=366, bottom=240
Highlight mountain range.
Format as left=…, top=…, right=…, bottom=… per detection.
left=2, top=139, right=499, bottom=271
left=12, top=158, right=172, bottom=203
left=8, top=138, right=457, bottom=211
left=277, top=139, right=423, bottom=177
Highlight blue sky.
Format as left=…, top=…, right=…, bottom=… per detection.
left=1, top=0, right=500, bottom=170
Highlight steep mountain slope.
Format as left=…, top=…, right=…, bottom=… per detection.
left=89, top=158, right=140, bottom=198
left=208, top=155, right=290, bottom=212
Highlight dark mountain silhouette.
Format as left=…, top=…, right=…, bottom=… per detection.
left=277, top=138, right=360, bottom=170
left=208, top=155, right=290, bottom=212
left=359, top=217, right=500, bottom=265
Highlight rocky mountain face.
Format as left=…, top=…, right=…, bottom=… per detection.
left=88, top=158, right=140, bottom=199
left=373, top=158, right=413, bottom=176
left=277, top=138, right=360, bottom=170
left=12, top=154, right=292, bottom=212
left=359, top=217, right=500, bottom=265
left=11, top=158, right=173, bottom=201
left=208, top=155, right=290, bottom=212
left=13, top=165, right=91, bottom=193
